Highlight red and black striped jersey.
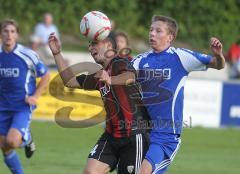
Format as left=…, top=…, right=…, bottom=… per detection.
left=76, top=57, right=150, bottom=138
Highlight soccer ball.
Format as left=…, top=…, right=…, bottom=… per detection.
left=80, top=11, right=111, bottom=41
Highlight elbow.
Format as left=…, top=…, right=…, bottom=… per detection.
left=217, top=60, right=226, bottom=70
left=218, top=64, right=225, bottom=70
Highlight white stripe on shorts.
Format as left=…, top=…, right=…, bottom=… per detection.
left=135, top=134, right=143, bottom=174
left=153, top=139, right=181, bottom=174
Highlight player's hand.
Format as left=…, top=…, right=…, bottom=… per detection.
left=25, top=96, right=38, bottom=105
left=94, top=70, right=111, bottom=85
left=210, top=37, right=223, bottom=56
left=48, top=32, right=61, bottom=55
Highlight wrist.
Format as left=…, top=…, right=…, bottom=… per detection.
left=52, top=50, right=61, bottom=55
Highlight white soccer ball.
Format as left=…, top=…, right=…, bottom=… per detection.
left=80, top=11, right=112, bottom=41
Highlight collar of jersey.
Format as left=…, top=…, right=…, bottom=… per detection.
left=2, top=44, right=18, bottom=54
left=152, top=46, right=170, bottom=55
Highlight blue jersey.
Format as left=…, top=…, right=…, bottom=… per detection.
left=133, top=47, right=212, bottom=136
left=0, top=44, right=48, bottom=111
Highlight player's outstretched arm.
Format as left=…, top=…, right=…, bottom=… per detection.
left=48, top=32, right=80, bottom=88
left=208, top=37, right=225, bottom=70
left=25, top=71, right=50, bottom=105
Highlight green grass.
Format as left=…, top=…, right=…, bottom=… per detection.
left=0, top=122, right=240, bottom=174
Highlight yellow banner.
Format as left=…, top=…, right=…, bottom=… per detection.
left=33, top=71, right=105, bottom=121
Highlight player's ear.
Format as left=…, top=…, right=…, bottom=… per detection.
left=168, top=34, right=174, bottom=43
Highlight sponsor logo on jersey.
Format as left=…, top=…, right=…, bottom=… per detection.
left=140, top=68, right=171, bottom=80
left=0, top=68, right=20, bottom=77
left=100, top=84, right=110, bottom=96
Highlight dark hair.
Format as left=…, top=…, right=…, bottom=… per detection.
left=152, top=15, right=178, bottom=40
left=115, top=32, right=129, bottom=46
left=106, top=35, right=117, bottom=50
left=0, top=19, right=19, bottom=33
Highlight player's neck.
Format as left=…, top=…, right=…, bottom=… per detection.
left=154, top=45, right=170, bottom=53
left=3, top=43, right=17, bottom=53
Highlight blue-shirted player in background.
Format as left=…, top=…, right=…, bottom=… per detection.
left=132, top=15, right=225, bottom=174
left=0, top=19, right=50, bottom=174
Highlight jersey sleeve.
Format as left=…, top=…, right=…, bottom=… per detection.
left=175, top=48, right=213, bottom=72
left=132, top=57, right=140, bottom=71
left=28, top=50, right=48, bottom=77
left=35, top=61, right=48, bottom=77
left=76, top=74, right=98, bottom=90
left=20, top=48, right=48, bottom=77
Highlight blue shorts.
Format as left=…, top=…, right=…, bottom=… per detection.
left=0, top=110, right=32, bottom=142
left=145, top=134, right=181, bottom=174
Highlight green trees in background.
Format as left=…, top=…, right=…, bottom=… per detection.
left=0, top=0, right=239, bottom=50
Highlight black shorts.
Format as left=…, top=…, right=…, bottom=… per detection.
left=88, top=132, right=149, bottom=174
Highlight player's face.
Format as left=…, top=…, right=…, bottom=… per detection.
left=0, top=24, right=18, bottom=47
left=116, top=36, right=128, bottom=51
left=149, top=21, right=173, bottom=52
left=89, top=40, right=108, bottom=65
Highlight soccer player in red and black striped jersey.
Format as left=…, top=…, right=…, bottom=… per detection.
left=48, top=33, right=150, bottom=174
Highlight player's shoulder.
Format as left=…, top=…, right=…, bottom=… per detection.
left=169, top=46, right=190, bottom=55
left=133, top=50, right=153, bottom=61
left=111, top=57, right=132, bottom=69
left=173, top=46, right=210, bottom=60
left=14, top=44, right=40, bottom=64
left=170, top=46, right=197, bottom=59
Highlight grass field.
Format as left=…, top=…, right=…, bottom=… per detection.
left=0, top=121, right=240, bottom=174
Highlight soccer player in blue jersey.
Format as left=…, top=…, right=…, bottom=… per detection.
left=132, top=15, right=225, bottom=174
left=0, top=19, right=50, bottom=174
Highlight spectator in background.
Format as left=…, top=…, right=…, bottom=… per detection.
left=115, top=32, right=132, bottom=61
left=34, top=13, right=60, bottom=45
left=32, top=13, right=60, bottom=67
left=115, top=32, right=129, bottom=51
left=29, top=34, right=56, bottom=67
left=227, top=38, right=240, bottom=79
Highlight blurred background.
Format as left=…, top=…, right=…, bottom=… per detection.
left=0, top=0, right=240, bottom=174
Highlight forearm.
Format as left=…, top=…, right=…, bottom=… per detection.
left=53, top=53, right=75, bottom=86
left=33, top=72, right=50, bottom=98
left=216, top=53, right=225, bottom=69
left=110, top=72, right=136, bottom=85
left=210, top=53, right=225, bottom=70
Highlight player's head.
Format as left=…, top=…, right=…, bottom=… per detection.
left=0, top=19, right=19, bottom=47
left=115, top=32, right=129, bottom=51
left=44, top=13, right=53, bottom=26
left=149, top=15, right=178, bottom=52
left=88, top=35, right=117, bottom=66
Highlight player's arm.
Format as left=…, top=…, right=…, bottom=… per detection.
left=94, top=59, right=136, bottom=85
left=25, top=71, right=50, bottom=105
left=207, top=37, right=225, bottom=70
left=48, top=32, right=80, bottom=88
left=94, top=70, right=135, bottom=85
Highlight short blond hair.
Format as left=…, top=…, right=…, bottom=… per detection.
left=152, top=15, right=178, bottom=40
left=0, top=19, right=19, bottom=33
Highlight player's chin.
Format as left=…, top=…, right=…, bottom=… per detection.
left=95, top=59, right=104, bottom=65
left=150, top=44, right=157, bottom=50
